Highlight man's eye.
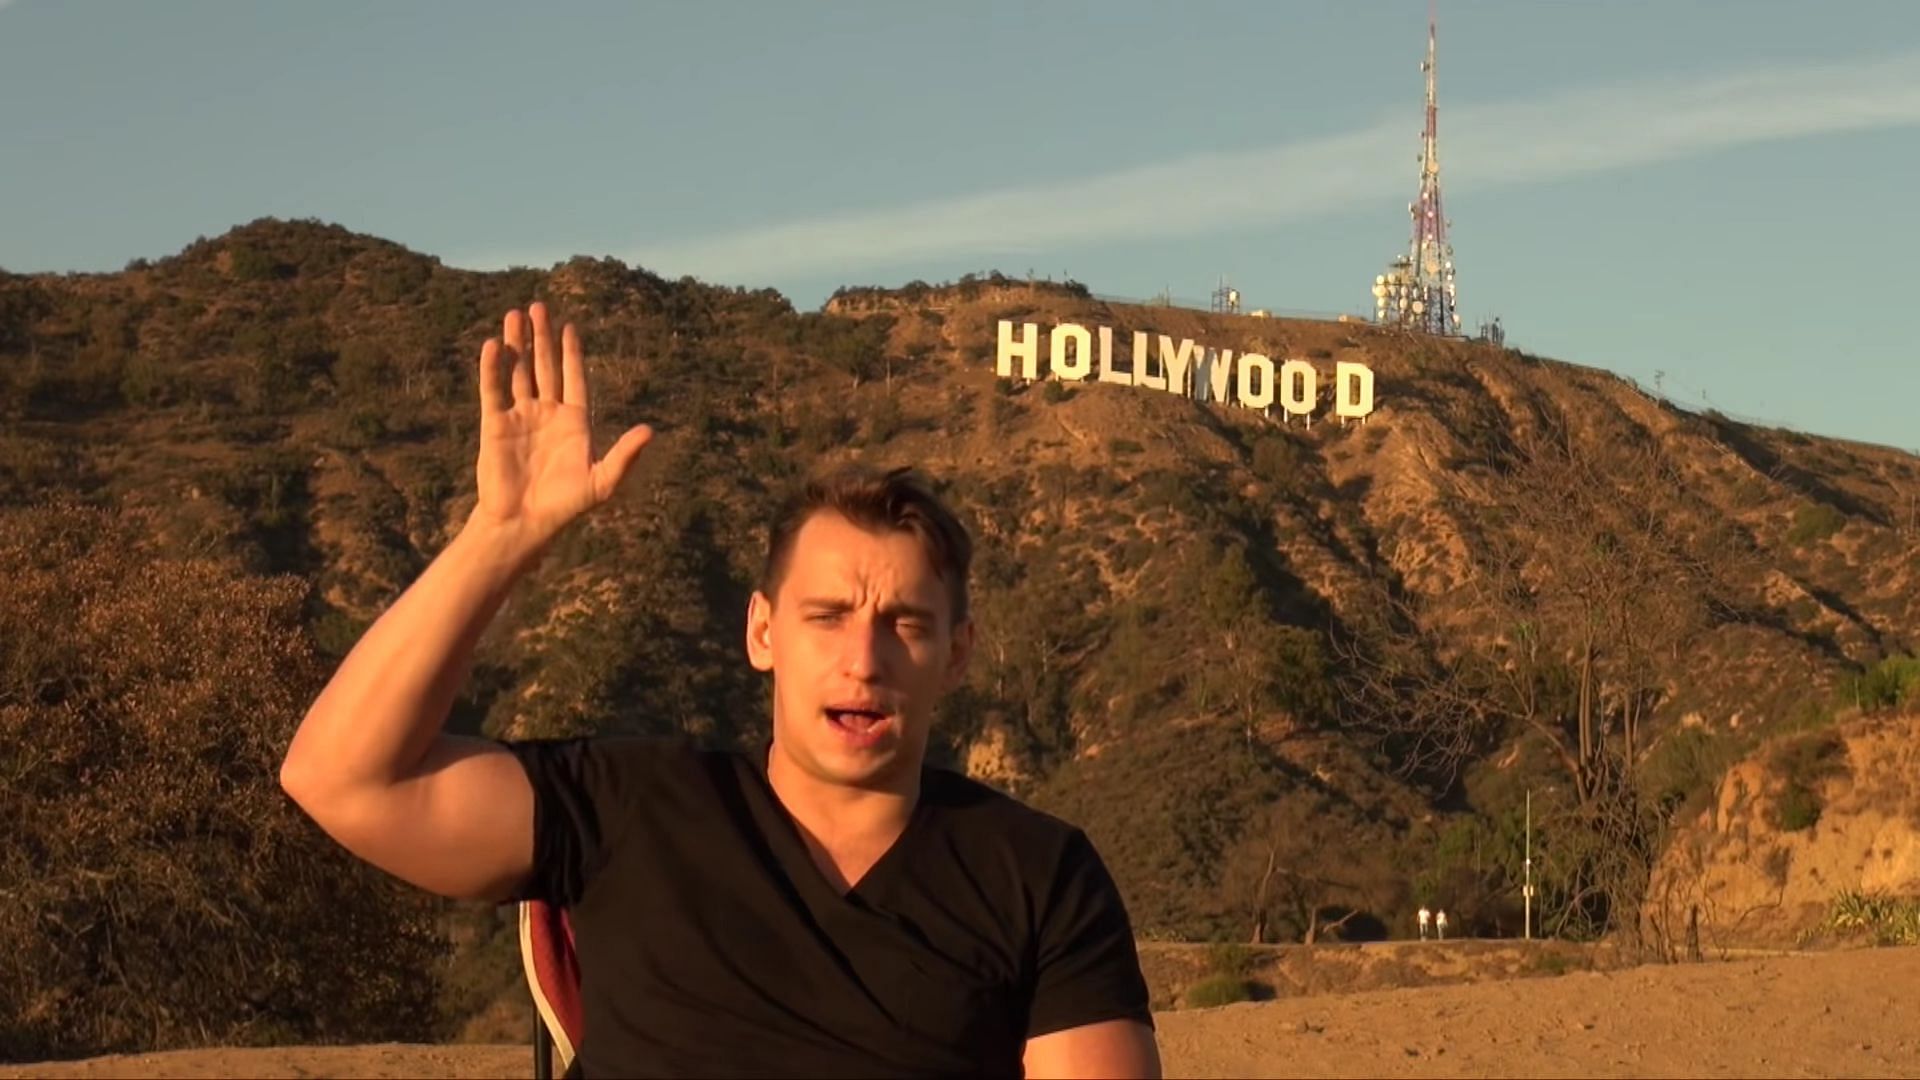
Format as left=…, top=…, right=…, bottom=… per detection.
left=806, top=612, right=841, bottom=624
left=897, top=621, right=930, bottom=637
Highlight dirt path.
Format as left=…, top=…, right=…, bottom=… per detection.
left=6, top=948, right=1915, bottom=1078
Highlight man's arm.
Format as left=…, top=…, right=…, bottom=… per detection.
left=1023, top=1019, right=1161, bottom=1079
left=279, top=517, right=546, bottom=902
left=1023, top=828, right=1162, bottom=1078
left=280, top=303, right=652, bottom=903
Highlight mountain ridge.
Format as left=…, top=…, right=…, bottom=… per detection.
left=3, top=215, right=1917, bottom=1054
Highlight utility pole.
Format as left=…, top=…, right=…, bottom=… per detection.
left=1523, top=788, right=1534, bottom=941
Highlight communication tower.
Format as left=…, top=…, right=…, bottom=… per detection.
left=1210, top=276, right=1242, bottom=316
left=1373, top=10, right=1460, bottom=335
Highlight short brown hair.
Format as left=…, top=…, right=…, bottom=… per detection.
left=762, top=465, right=972, bottom=626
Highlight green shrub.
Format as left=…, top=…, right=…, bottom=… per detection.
left=1109, top=438, right=1144, bottom=455
left=1642, top=727, right=1747, bottom=822
left=1770, top=731, right=1848, bottom=790
left=1204, top=942, right=1258, bottom=978
left=1776, top=784, right=1822, bottom=832
left=1843, top=655, right=1920, bottom=712
left=1825, top=890, right=1920, bottom=946
left=1184, top=975, right=1255, bottom=1009
left=1251, top=435, right=1306, bottom=489
left=228, top=242, right=280, bottom=282
left=1786, top=504, right=1845, bottom=545
left=1041, top=380, right=1073, bottom=404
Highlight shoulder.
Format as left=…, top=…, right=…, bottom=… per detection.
left=498, top=733, right=739, bottom=805
left=500, top=732, right=703, bottom=771
left=920, top=767, right=1089, bottom=864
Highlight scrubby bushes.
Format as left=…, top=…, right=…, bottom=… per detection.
left=0, top=501, right=444, bottom=1061
left=1786, top=503, right=1845, bottom=545
left=1824, top=890, right=1920, bottom=946
left=1767, top=731, right=1848, bottom=833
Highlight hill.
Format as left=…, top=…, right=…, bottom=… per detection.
left=3, top=217, right=1917, bottom=1058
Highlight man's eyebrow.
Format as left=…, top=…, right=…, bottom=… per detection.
left=878, top=602, right=940, bottom=622
left=796, top=597, right=853, bottom=611
left=794, top=597, right=940, bottom=622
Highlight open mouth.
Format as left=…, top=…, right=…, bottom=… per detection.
left=824, top=705, right=896, bottom=746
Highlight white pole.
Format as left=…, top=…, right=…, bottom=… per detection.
left=1523, top=788, right=1533, bottom=942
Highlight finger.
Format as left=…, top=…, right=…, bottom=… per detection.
left=478, top=338, right=510, bottom=414
left=504, top=309, right=534, bottom=404
left=592, top=424, right=655, bottom=504
left=530, top=301, right=561, bottom=404
left=561, top=323, right=588, bottom=409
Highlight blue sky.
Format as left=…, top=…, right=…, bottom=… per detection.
left=3, top=1, right=1917, bottom=450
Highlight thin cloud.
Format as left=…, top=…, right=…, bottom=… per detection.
left=465, top=49, right=1920, bottom=280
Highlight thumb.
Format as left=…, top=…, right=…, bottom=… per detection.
left=591, top=424, right=655, bottom=504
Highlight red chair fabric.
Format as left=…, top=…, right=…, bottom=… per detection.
left=519, top=899, right=582, bottom=1079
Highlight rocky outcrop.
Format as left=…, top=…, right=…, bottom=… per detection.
left=1645, top=714, right=1920, bottom=951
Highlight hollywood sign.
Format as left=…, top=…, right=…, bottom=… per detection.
left=996, top=320, right=1376, bottom=423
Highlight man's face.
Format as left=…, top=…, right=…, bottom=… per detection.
left=747, top=511, right=972, bottom=792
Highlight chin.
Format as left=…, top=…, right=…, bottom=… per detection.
left=813, top=739, right=910, bottom=784
left=790, top=722, right=924, bottom=789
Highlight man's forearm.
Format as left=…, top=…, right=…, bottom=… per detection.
left=281, top=516, right=546, bottom=797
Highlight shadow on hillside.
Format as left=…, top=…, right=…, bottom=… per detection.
left=1707, top=416, right=1885, bottom=527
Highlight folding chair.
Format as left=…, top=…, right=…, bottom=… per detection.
left=519, top=899, right=583, bottom=1080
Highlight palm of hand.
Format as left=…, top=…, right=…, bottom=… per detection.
left=476, top=403, right=596, bottom=534
left=468, top=303, right=653, bottom=547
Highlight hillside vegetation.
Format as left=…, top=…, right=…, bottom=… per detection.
left=3, top=218, right=1917, bottom=1058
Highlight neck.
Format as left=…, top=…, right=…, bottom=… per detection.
left=764, top=740, right=921, bottom=893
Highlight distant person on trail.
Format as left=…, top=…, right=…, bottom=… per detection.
left=1435, top=910, right=1449, bottom=941
left=1418, top=906, right=1431, bottom=941
left=279, top=304, right=1161, bottom=1079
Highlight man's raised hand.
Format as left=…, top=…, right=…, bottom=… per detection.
left=470, top=302, right=652, bottom=553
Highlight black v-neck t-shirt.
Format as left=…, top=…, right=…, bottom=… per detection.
left=501, top=737, right=1152, bottom=1079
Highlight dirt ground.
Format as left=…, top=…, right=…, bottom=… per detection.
left=4, top=947, right=1915, bottom=1078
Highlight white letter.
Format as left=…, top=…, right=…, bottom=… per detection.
left=997, top=320, right=1040, bottom=379
left=1050, top=323, right=1092, bottom=381
left=1279, top=359, right=1317, bottom=419
left=1237, top=353, right=1275, bottom=410
left=1206, top=348, right=1235, bottom=404
left=1164, top=338, right=1199, bottom=397
left=1133, top=331, right=1164, bottom=390
left=1153, top=335, right=1194, bottom=395
left=1197, top=349, right=1235, bottom=404
left=1096, top=326, right=1129, bottom=385
left=1336, top=361, right=1376, bottom=420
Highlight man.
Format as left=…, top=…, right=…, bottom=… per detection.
left=280, top=303, right=1160, bottom=1079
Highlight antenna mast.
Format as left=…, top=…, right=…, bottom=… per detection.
left=1373, top=6, right=1460, bottom=335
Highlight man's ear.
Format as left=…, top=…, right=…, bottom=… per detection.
left=943, top=618, right=974, bottom=691
left=746, top=590, right=775, bottom=673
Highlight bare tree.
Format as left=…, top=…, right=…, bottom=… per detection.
left=1227, top=791, right=1389, bottom=944
left=1339, top=411, right=1761, bottom=939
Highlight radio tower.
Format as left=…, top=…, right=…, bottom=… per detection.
left=1210, top=275, right=1241, bottom=315
left=1373, top=7, right=1460, bottom=335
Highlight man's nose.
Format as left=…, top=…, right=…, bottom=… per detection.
left=840, top=615, right=888, bottom=681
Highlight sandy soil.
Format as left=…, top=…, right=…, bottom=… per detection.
left=5, top=947, right=1915, bottom=1078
